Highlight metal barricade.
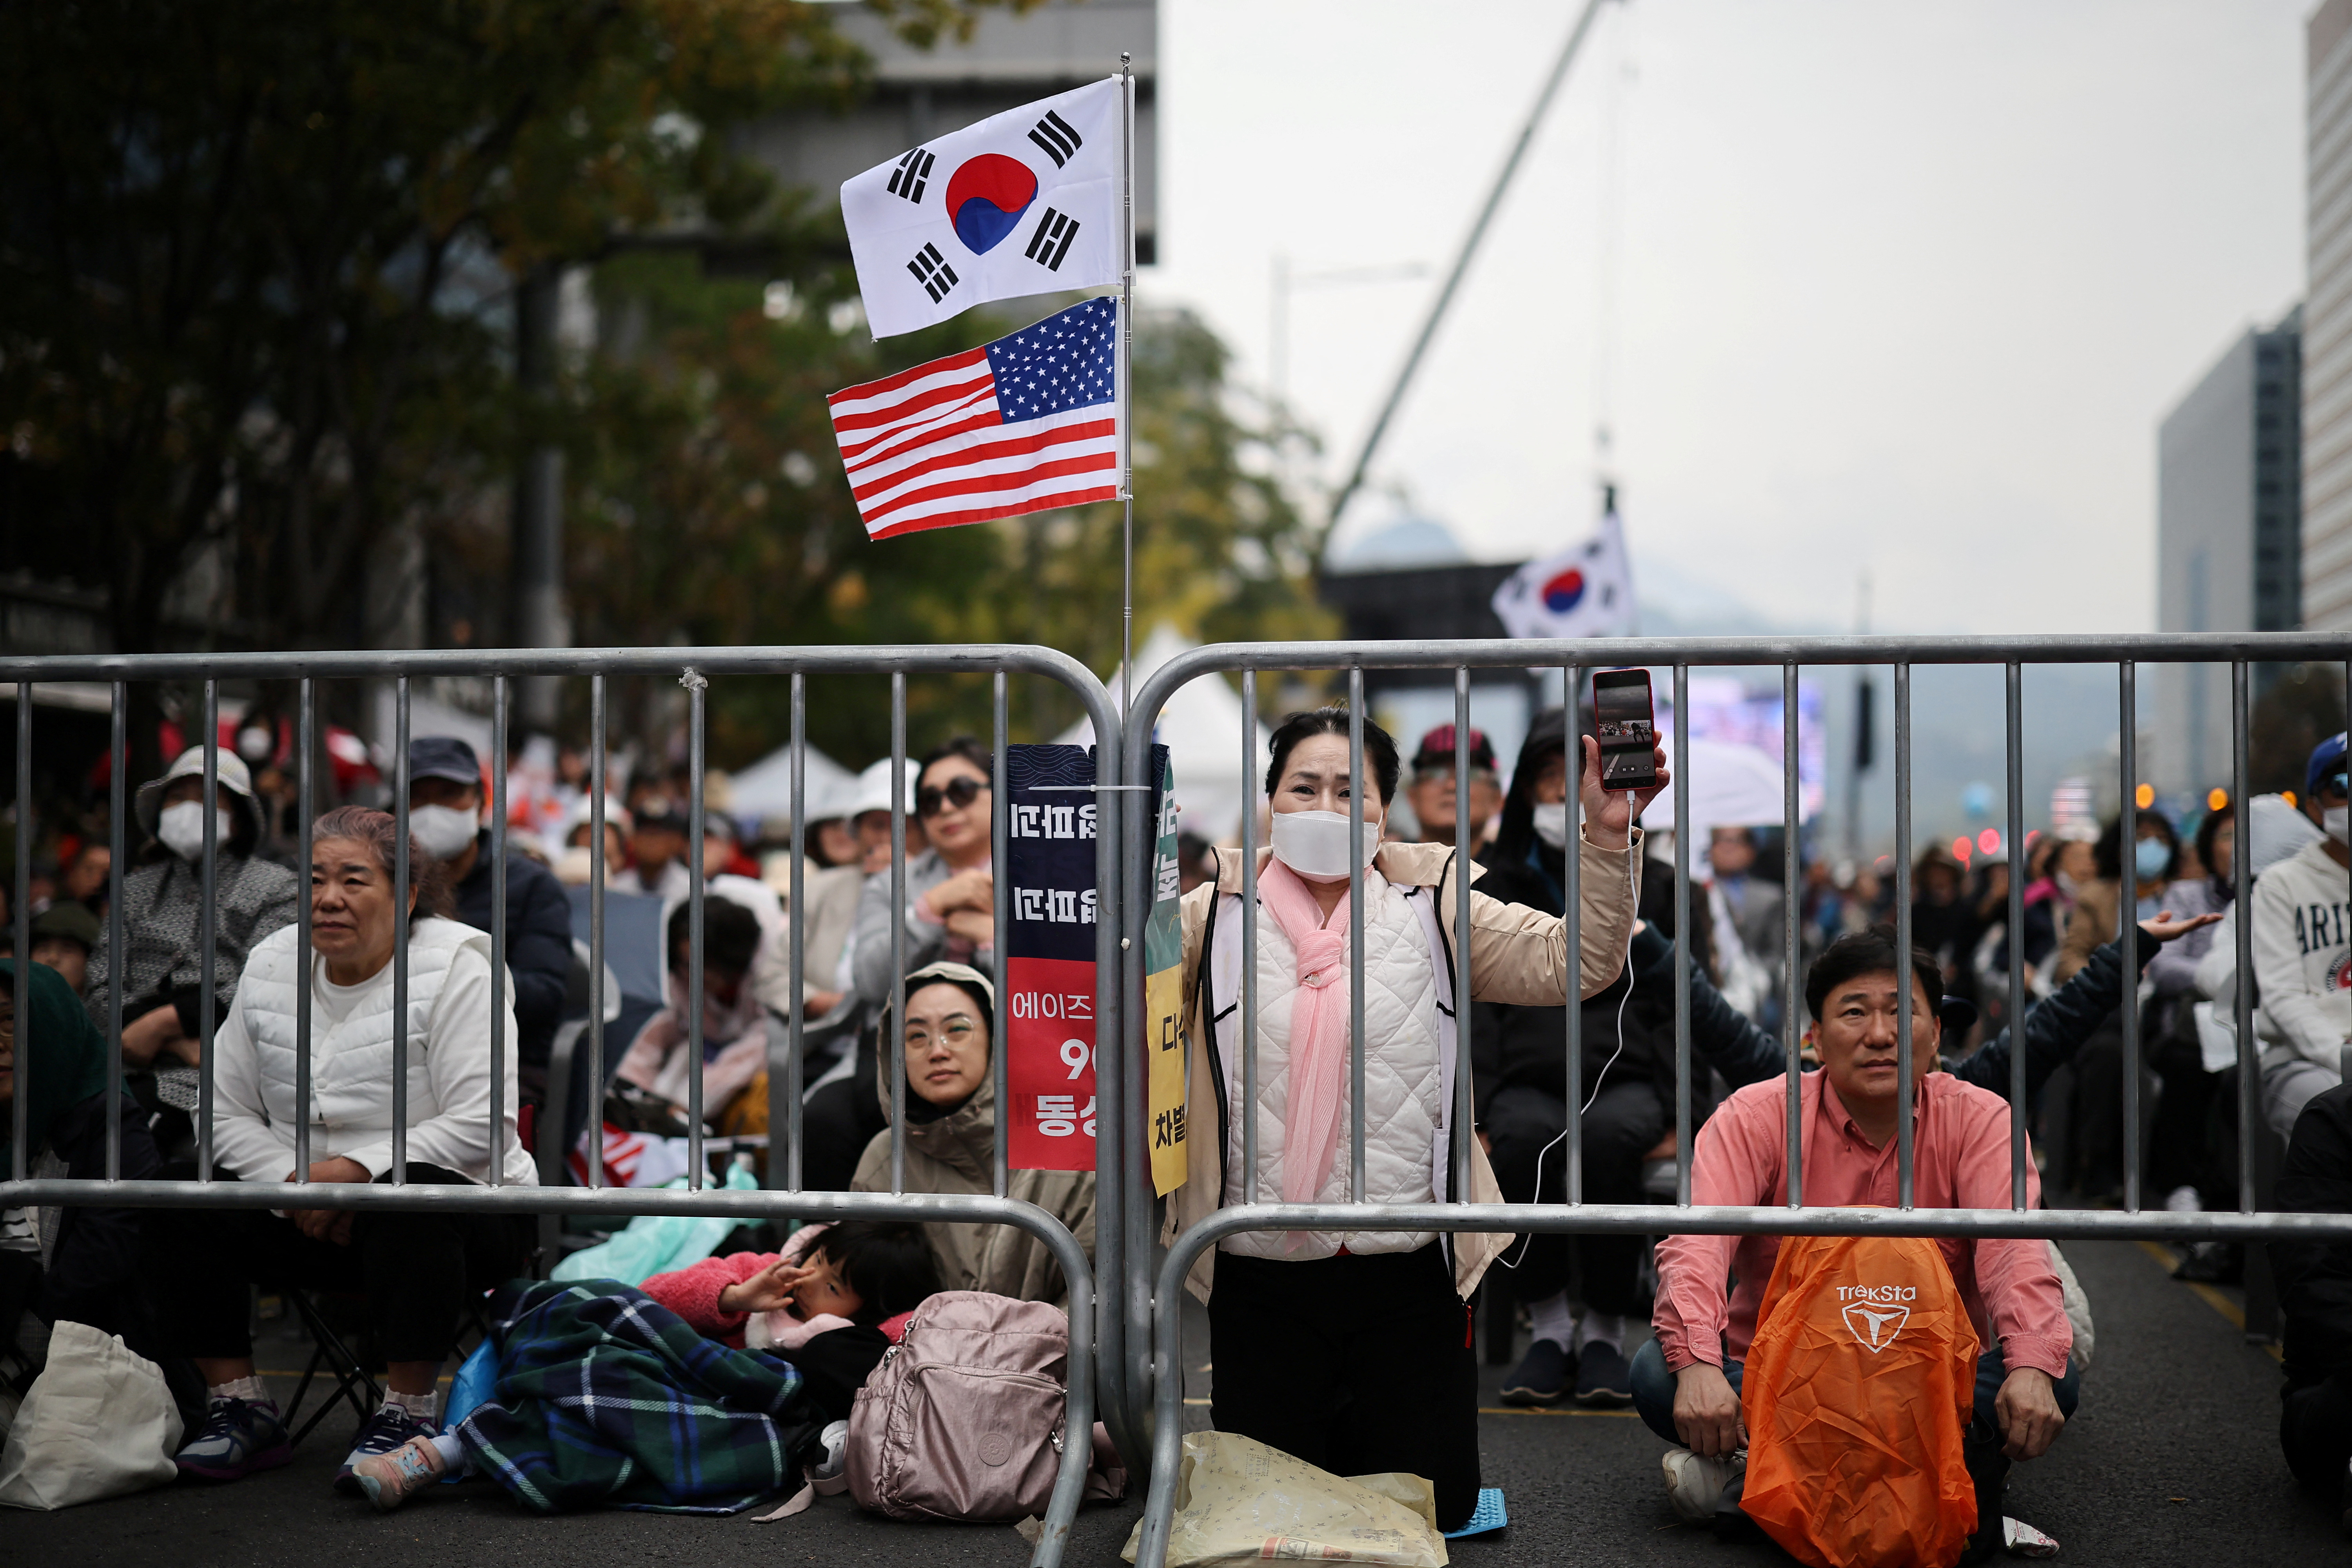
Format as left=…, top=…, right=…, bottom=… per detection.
left=1122, top=633, right=2352, bottom=1568
left=0, top=644, right=1121, bottom=1568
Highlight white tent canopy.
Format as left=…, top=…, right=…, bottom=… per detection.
left=1058, top=622, right=1269, bottom=844
left=726, top=739, right=858, bottom=829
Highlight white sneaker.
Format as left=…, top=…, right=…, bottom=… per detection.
left=2003, top=1515, right=2060, bottom=1557
left=2165, top=1185, right=2202, bottom=1214
left=1661, top=1446, right=1743, bottom=1523
left=812, top=1418, right=850, bottom=1481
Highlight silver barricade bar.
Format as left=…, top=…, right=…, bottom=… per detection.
left=0, top=642, right=1120, bottom=1568
left=1116, top=633, right=2352, bottom=1568
left=490, top=674, right=509, bottom=1188
left=1782, top=661, right=1804, bottom=1207
left=686, top=668, right=707, bottom=1189
left=198, top=680, right=219, bottom=1181
left=394, top=675, right=411, bottom=1184
left=1894, top=661, right=1913, bottom=1210
left=2005, top=662, right=2029, bottom=1209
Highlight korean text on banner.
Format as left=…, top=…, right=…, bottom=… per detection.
left=1002, top=743, right=1100, bottom=1172
left=840, top=77, right=1120, bottom=338
left=1142, top=746, right=1187, bottom=1196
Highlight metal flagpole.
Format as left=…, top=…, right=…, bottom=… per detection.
left=1119, top=52, right=1136, bottom=717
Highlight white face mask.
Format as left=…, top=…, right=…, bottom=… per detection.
left=409, top=804, right=481, bottom=862
left=1531, top=801, right=1569, bottom=849
left=1269, top=808, right=1383, bottom=883
left=2328, top=806, right=2348, bottom=846
left=157, top=800, right=234, bottom=861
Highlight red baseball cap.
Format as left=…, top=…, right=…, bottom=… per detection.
left=1412, top=724, right=1495, bottom=771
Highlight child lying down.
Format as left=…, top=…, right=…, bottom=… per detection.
left=346, top=1221, right=940, bottom=1513
left=642, top=1219, right=942, bottom=1416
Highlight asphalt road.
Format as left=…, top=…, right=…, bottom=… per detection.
left=2, top=1238, right=2337, bottom=1566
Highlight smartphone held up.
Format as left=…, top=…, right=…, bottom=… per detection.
left=1591, top=668, right=1659, bottom=791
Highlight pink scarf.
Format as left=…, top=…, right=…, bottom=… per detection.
left=1257, top=858, right=1355, bottom=1240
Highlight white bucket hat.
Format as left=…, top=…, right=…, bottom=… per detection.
left=134, top=746, right=260, bottom=838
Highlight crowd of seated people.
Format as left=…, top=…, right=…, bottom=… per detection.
left=14, top=716, right=2352, bottom=1549
left=0, top=728, right=1094, bottom=1522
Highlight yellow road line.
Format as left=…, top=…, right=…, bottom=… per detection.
left=2133, top=1239, right=2281, bottom=1361
left=1184, top=1397, right=1639, bottom=1417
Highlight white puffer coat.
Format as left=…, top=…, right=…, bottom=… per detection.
left=1165, top=832, right=1645, bottom=1303
left=209, top=917, right=536, bottom=1186
left=1218, top=872, right=1446, bottom=1258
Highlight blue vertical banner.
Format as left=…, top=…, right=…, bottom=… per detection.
left=1002, top=743, right=1100, bottom=1171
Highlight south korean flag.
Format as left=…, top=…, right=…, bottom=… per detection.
left=841, top=77, right=1120, bottom=338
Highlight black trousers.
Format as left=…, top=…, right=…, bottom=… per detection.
left=2282, top=1370, right=2352, bottom=1493
left=802, top=1073, right=887, bottom=1193
left=1208, top=1245, right=1480, bottom=1532
left=1482, top=1079, right=1664, bottom=1317
left=149, top=1163, right=526, bottom=1366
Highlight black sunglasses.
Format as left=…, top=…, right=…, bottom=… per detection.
left=916, top=775, right=987, bottom=817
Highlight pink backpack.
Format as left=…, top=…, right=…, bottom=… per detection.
left=846, top=1290, right=1122, bottom=1523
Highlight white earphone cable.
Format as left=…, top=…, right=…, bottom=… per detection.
left=1500, top=789, right=1643, bottom=1271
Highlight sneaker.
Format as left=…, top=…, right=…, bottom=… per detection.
left=2164, top=1184, right=2202, bottom=1214
left=1660, top=1446, right=1742, bottom=1523
left=334, top=1405, right=438, bottom=1497
left=812, top=1418, right=850, bottom=1481
left=1573, top=1341, right=1633, bottom=1406
left=350, top=1435, right=446, bottom=1513
left=1499, top=1338, right=1574, bottom=1406
left=2003, top=1517, right=2061, bottom=1559
left=174, top=1396, right=294, bottom=1482
left=2174, top=1241, right=2243, bottom=1283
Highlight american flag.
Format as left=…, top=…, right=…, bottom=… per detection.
left=827, top=296, right=1120, bottom=540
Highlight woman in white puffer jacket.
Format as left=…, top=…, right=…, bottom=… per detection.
left=1166, top=706, right=1664, bottom=1533
left=151, top=805, right=534, bottom=1494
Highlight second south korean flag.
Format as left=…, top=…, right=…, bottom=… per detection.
left=842, top=78, right=1120, bottom=338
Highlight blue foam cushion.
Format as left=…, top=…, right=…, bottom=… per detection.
left=1445, top=1486, right=1508, bottom=1538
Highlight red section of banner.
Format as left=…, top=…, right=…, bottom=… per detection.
left=1004, top=955, right=1098, bottom=1171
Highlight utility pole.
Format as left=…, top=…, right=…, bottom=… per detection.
left=1328, top=0, right=1614, bottom=529
left=511, top=266, right=568, bottom=733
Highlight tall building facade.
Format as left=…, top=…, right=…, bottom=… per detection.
left=2304, top=0, right=2352, bottom=628
left=2155, top=309, right=2303, bottom=796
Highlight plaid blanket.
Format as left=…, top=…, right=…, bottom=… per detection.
left=456, top=1279, right=821, bottom=1514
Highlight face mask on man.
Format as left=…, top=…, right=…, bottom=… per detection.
left=408, top=804, right=481, bottom=862
left=157, top=800, right=234, bottom=862
left=1269, top=808, right=1385, bottom=883
left=1531, top=800, right=1570, bottom=849
left=2327, top=805, right=2348, bottom=846
left=2133, top=837, right=2171, bottom=882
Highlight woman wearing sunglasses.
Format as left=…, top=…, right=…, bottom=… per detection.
left=848, top=737, right=997, bottom=1022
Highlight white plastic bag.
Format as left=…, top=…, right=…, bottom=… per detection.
left=0, top=1320, right=183, bottom=1510
left=2194, top=1000, right=2239, bottom=1075
left=1123, top=1431, right=1448, bottom=1567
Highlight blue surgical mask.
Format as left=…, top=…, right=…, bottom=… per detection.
left=2133, top=838, right=2170, bottom=881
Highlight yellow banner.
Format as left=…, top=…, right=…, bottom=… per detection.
left=1142, top=748, right=1188, bottom=1195
left=1145, top=964, right=1187, bottom=1195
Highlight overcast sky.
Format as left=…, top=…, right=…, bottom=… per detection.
left=1145, top=0, right=2310, bottom=636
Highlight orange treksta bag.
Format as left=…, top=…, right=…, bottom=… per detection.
left=1737, top=1232, right=1981, bottom=1568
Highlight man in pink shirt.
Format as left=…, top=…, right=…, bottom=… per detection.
left=1631, top=926, right=2079, bottom=1554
